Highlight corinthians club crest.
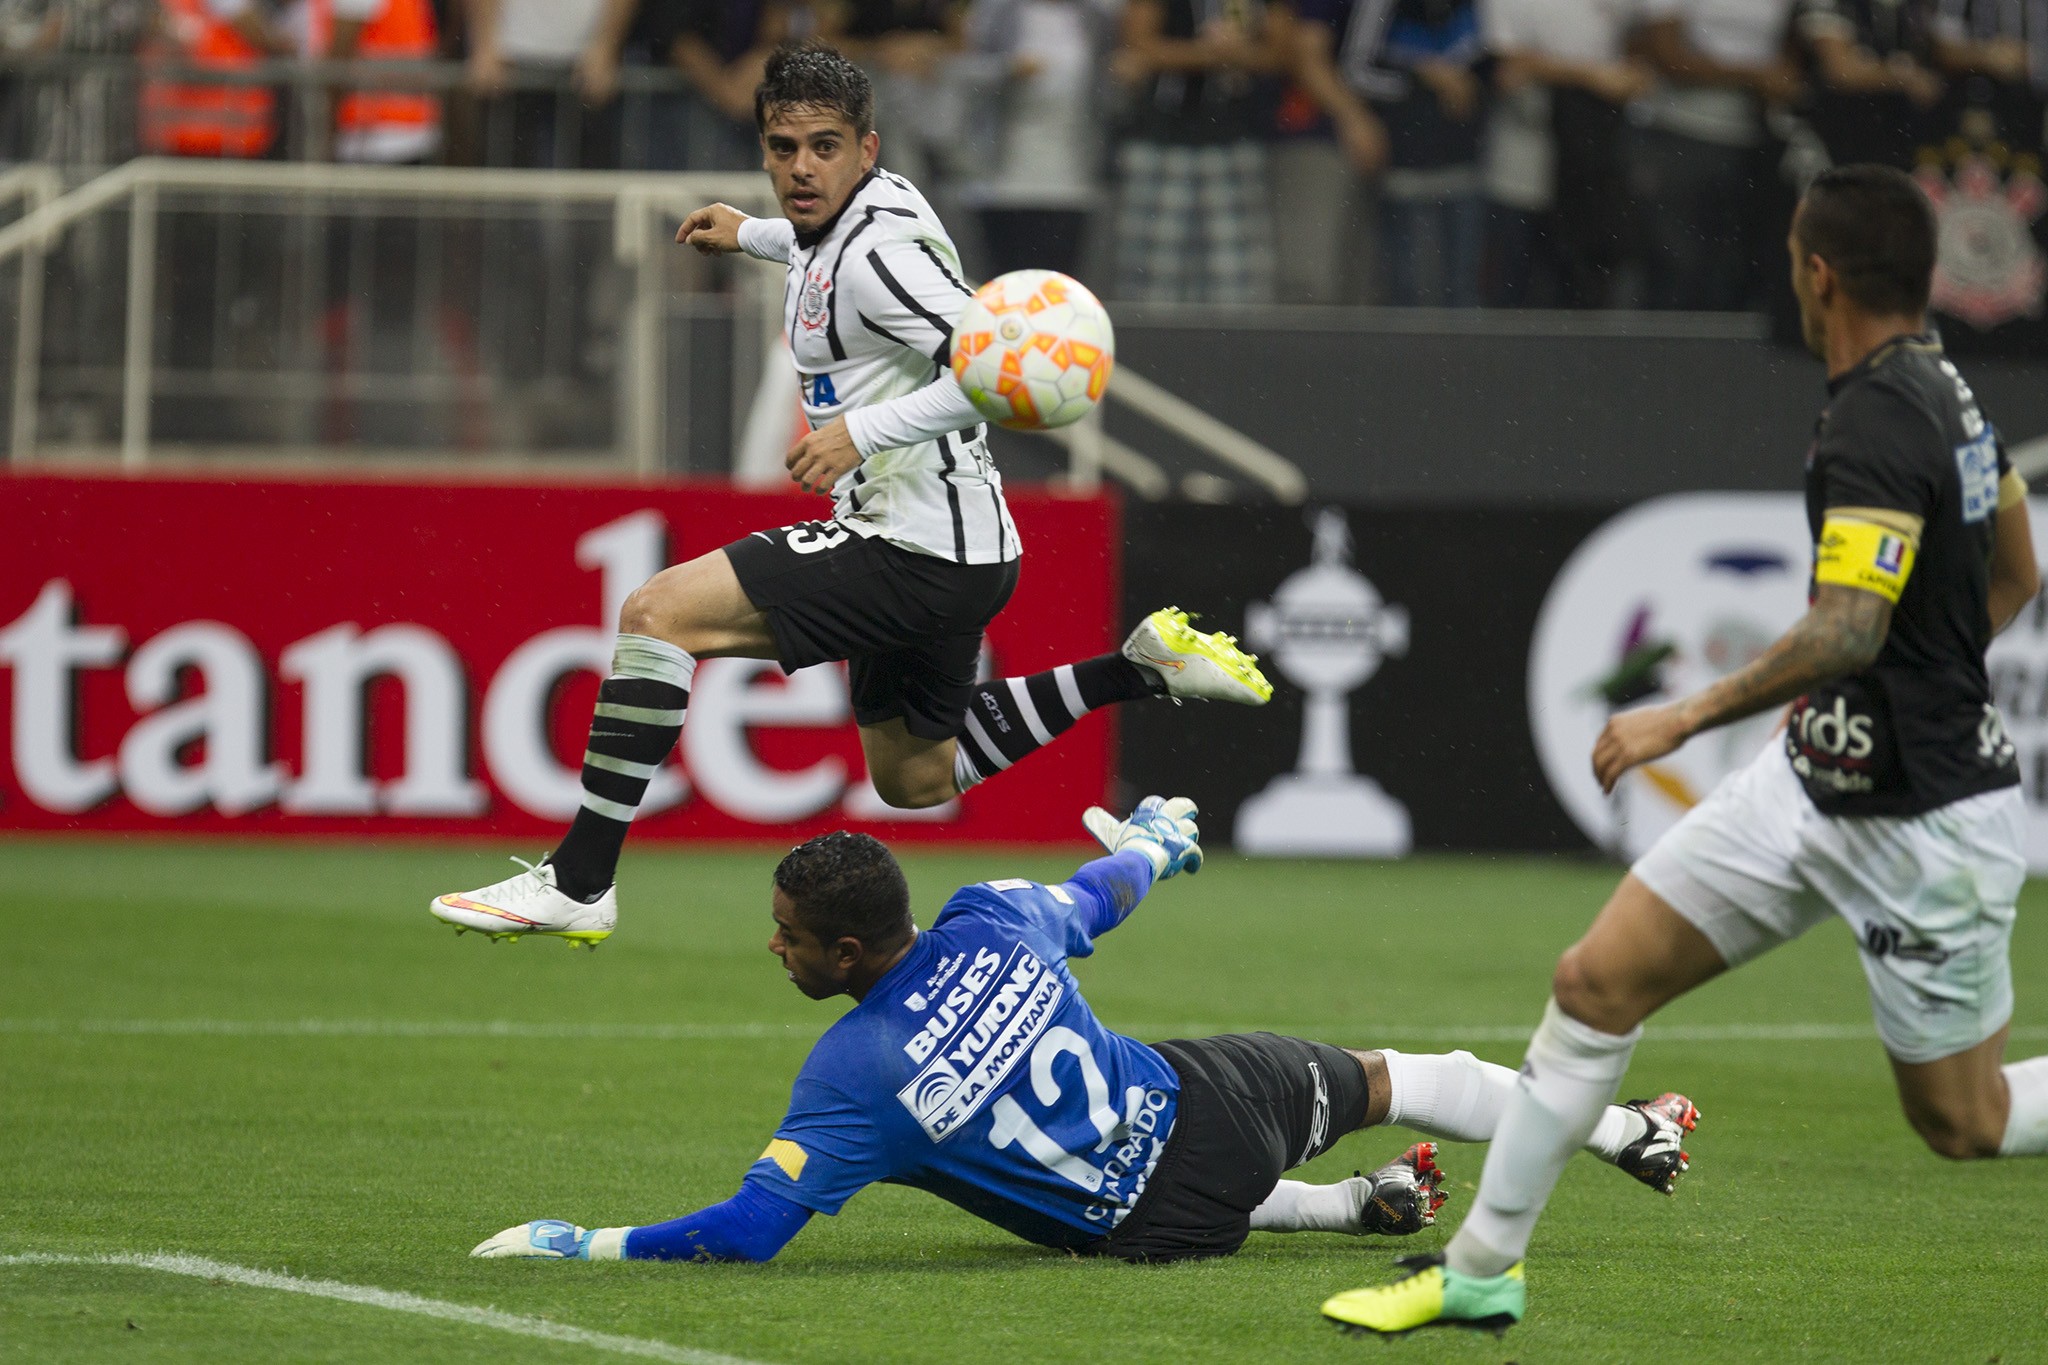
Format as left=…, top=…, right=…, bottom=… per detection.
left=1917, top=151, right=2047, bottom=331
left=798, top=268, right=832, bottom=332
left=1235, top=508, right=1412, bottom=857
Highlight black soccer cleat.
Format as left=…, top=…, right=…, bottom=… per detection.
left=1615, top=1092, right=1699, bottom=1194
left=1357, top=1141, right=1450, bottom=1235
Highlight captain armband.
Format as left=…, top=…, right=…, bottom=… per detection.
left=2000, top=468, right=2029, bottom=511
left=1814, top=516, right=1918, bottom=604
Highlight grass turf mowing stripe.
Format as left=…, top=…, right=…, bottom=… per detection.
left=0, top=1252, right=772, bottom=1365
left=6, top=1017, right=2046, bottom=1043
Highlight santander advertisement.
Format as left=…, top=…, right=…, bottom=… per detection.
left=0, top=475, right=1118, bottom=843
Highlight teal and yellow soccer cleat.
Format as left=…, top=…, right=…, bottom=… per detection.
left=1320, top=1253, right=1526, bottom=1337
left=1122, top=607, right=1273, bottom=705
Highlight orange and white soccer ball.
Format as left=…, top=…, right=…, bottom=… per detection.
left=951, top=269, right=1115, bottom=431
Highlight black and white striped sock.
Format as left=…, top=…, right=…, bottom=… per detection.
left=549, top=634, right=695, bottom=902
left=953, top=655, right=1160, bottom=792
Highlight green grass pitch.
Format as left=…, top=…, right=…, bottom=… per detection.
left=5, top=837, right=2046, bottom=1364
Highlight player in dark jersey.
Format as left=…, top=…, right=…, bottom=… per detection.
left=470, top=800, right=1699, bottom=1265
left=1327, top=164, right=2048, bottom=1339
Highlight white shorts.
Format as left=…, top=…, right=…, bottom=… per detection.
left=1633, top=741, right=2026, bottom=1064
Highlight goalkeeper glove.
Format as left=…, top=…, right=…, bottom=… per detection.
left=470, top=1220, right=628, bottom=1260
left=1082, top=795, right=1202, bottom=879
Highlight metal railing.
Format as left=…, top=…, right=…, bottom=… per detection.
left=0, top=154, right=1306, bottom=499
left=0, top=163, right=62, bottom=461
left=0, top=158, right=779, bottom=472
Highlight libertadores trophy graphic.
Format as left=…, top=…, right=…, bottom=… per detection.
left=1236, top=508, right=1412, bottom=856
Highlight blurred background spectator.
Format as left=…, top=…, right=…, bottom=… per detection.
left=1931, top=0, right=2045, bottom=151
left=1274, top=0, right=1387, bottom=304
left=307, top=0, right=448, bottom=442
left=145, top=0, right=294, bottom=373
left=960, top=0, right=1118, bottom=280
left=1631, top=0, right=1804, bottom=310
left=819, top=0, right=969, bottom=197
left=1364, top=0, right=1486, bottom=304
left=1, top=0, right=147, bottom=165
left=665, top=0, right=795, bottom=170
left=2, top=0, right=2042, bottom=327
left=1111, top=0, right=1290, bottom=303
left=138, top=0, right=284, bottom=160
left=1795, top=0, right=1944, bottom=167
left=316, top=0, right=441, bottom=163
left=464, top=0, right=635, bottom=168
left=1481, top=0, right=1654, bottom=307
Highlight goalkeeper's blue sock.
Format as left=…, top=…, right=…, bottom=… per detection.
left=954, top=655, right=1156, bottom=792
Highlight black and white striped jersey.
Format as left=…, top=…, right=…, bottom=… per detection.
left=737, top=170, right=1021, bottom=567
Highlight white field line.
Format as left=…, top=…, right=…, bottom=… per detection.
left=3, top=1017, right=2045, bottom=1044
left=0, top=1251, right=772, bottom=1365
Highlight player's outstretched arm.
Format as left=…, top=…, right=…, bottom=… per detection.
left=677, top=202, right=794, bottom=263
left=1082, top=795, right=1202, bottom=879
left=1061, top=796, right=1201, bottom=936
left=1592, top=583, right=1892, bottom=792
left=470, top=1178, right=812, bottom=1263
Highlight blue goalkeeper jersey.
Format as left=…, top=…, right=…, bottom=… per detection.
left=744, top=859, right=1182, bottom=1248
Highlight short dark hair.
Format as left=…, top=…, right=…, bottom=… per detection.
left=1795, top=164, right=1937, bottom=317
left=754, top=41, right=874, bottom=139
left=773, top=831, right=910, bottom=947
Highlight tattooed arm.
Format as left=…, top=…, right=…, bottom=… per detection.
left=1591, top=584, right=1892, bottom=793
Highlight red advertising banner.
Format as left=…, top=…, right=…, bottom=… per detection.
left=0, top=474, right=1118, bottom=843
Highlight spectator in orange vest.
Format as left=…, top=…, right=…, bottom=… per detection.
left=315, top=0, right=444, bottom=165
left=141, top=0, right=288, bottom=158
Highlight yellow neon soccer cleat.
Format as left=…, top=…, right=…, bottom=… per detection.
left=1122, top=607, right=1273, bottom=705
left=1321, top=1253, right=1525, bottom=1337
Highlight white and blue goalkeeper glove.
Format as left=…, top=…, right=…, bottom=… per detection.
left=471, top=1219, right=629, bottom=1260
left=1082, top=795, right=1202, bottom=879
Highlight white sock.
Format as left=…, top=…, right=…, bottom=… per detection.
left=1248, top=1178, right=1364, bottom=1234
left=1382, top=1048, right=1647, bottom=1164
left=952, top=742, right=985, bottom=795
left=1585, top=1104, right=1650, bottom=1162
left=1445, top=1000, right=1640, bottom=1278
left=2000, top=1055, right=2048, bottom=1155
left=1381, top=1050, right=1502, bottom=1141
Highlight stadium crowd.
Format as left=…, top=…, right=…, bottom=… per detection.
left=0, top=0, right=2042, bottom=310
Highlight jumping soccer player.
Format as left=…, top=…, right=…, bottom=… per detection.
left=1324, top=165, right=2048, bottom=1338
left=430, top=42, right=1269, bottom=947
left=471, top=799, right=1699, bottom=1265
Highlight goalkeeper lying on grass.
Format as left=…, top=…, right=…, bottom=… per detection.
left=475, top=799, right=1698, bottom=1264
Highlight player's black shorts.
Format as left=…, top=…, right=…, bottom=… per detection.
left=1094, top=1033, right=1371, bottom=1264
left=723, top=521, right=1019, bottom=742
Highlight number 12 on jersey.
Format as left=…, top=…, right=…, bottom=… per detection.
left=988, top=1027, right=1143, bottom=1193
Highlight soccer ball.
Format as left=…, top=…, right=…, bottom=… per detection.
left=950, top=269, right=1115, bottom=431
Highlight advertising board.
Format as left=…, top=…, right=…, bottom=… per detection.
left=0, top=474, right=1117, bottom=843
